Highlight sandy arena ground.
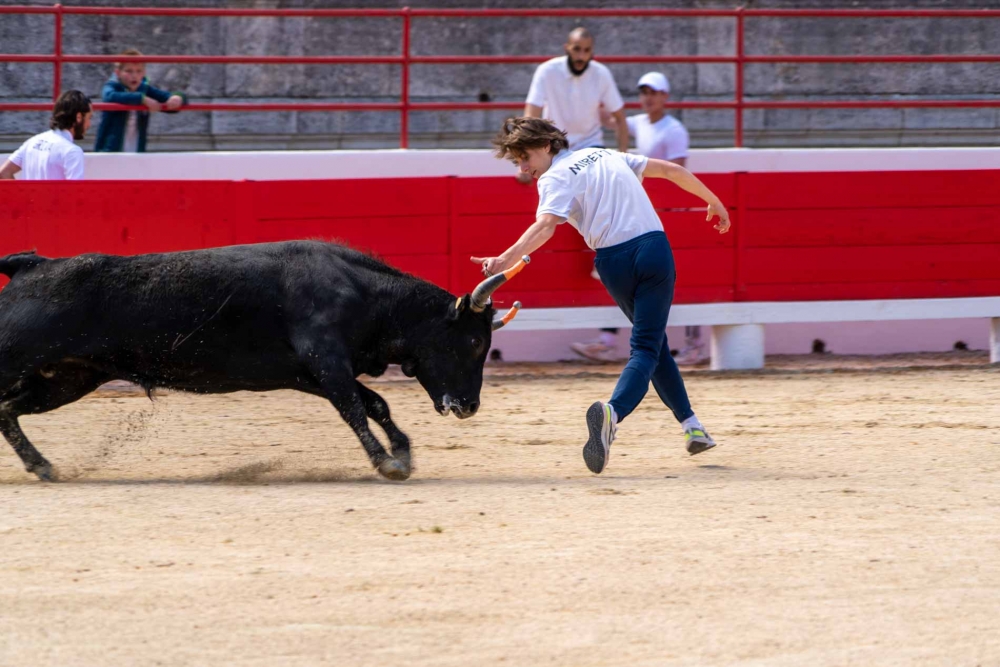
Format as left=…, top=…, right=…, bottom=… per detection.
left=1, top=355, right=999, bottom=666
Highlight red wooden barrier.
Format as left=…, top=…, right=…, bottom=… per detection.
left=740, top=170, right=1000, bottom=301
left=2, top=169, right=999, bottom=304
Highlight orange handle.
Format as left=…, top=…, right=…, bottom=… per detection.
left=501, top=255, right=531, bottom=280
left=500, top=301, right=522, bottom=325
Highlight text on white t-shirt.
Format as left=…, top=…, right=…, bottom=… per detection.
left=535, top=148, right=664, bottom=250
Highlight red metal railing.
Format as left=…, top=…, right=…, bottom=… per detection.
left=2, top=5, right=1000, bottom=148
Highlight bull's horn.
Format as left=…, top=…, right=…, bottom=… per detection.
left=471, top=255, right=530, bottom=312
left=492, top=301, right=522, bottom=331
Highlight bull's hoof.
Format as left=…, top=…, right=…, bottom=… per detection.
left=30, top=462, right=57, bottom=482
left=377, top=458, right=411, bottom=481
left=393, top=450, right=412, bottom=471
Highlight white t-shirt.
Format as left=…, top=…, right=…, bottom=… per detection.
left=536, top=148, right=663, bottom=250
left=526, top=57, right=625, bottom=151
left=8, top=129, right=85, bottom=180
left=626, top=114, right=689, bottom=161
left=123, top=112, right=140, bottom=153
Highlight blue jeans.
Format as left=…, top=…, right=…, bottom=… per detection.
left=594, top=231, right=694, bottom=424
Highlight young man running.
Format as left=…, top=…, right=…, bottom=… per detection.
left=472, top=117, right=730, bottom=474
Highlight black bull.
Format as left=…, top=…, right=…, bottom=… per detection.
left=0, top=241, right=527, bottom=482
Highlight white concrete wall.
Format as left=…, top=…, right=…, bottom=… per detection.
left=491, top=320, right=990, bottom=363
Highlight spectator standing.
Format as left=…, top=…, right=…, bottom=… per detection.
left=0, top=90, right=92, bottom=180
left=523, top=27, right=628, bottom=158
left=94, top=48, right=186, bottom=153
left=523, top=27, right=629, bottom=360
left=625, top=72, right=689, bottom=167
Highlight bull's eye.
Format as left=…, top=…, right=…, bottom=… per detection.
left=471, top=336, right=484, bottom=354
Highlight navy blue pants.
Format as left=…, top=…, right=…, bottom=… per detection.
left=594, top=231, right=694, bottom=424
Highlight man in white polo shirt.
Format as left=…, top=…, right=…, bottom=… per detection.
left=473, top=117, right=731, bottom=474
left=0, top=90, right=92, bottom=181
left=523, top=26, right=628, bottom=156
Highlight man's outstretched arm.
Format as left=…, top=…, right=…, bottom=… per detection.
left=642, top=158, right=731, bottom=233
left=471, top=213, right=564, bottom=276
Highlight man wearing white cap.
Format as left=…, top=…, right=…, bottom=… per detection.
left=628, top=72, right=689, bottom=166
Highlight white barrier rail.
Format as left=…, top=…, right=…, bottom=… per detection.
left=506, top=298, right=1000, bottom=369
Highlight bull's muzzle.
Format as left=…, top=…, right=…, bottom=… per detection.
left=438, top=394, right=480, bottom=419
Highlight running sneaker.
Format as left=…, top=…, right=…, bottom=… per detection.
left=571, top=341, right=621, bottom=362
left=583, top=401, right=617, bottom=474
left=685, top=426, right=717, bottom=456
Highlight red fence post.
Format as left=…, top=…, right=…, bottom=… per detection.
left=734, top=7, right=744, bottom=148
left=2, top=6, right=999, bottom=145
left=401, top=6, right=411, bottom=149
left=53, top=3, right=63, bottom=100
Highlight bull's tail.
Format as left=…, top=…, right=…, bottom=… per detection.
left=0, top=250, right=49, bottom=278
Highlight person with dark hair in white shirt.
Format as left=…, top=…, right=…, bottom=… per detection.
left=475, top=117, right=731, bottom=474
left=1, top=90, right=92, bottom=181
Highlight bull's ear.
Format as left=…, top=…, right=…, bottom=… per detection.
left=401, top=360, right=417, bottom=377
left=448, top=295, right=470, bottom=321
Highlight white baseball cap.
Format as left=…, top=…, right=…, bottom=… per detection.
left=637, top=72, right=670, bottom=93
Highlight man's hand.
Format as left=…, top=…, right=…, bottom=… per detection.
left=598, top=103, right=616, bottom=129
left=143, top=97, right=163, bottom=113
left=707, top=200, right=731, bottom=234
left=470, top=255, right=509, bottom=278
left=165, top=95, right=184, bottom=110
left=611, top=107, right=629, bottom=152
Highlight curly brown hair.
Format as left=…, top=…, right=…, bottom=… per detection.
left=492, top=117, right=569, bottom=161
left=49, top=90, right=92, bottom=131
left=115, top=48, right=144, bottom=69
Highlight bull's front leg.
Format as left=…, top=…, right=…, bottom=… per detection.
left=299, top=350, right=408, bottom=480
left=356, top=381, right=411, bottom=473
left=0, top=408, right=54, bottom=480
left=326, top=382, right=410, bottom=481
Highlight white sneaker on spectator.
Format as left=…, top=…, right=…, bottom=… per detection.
left=571, top=340, right=621, bottom=362
left=675, top=342, right=706, bottom=366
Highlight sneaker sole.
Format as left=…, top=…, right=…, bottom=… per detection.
left=686, top=440, right=717, bottom=456
left=570, top=347, right=610, bottom=363
left=583, top=401, right=609, bottom=474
